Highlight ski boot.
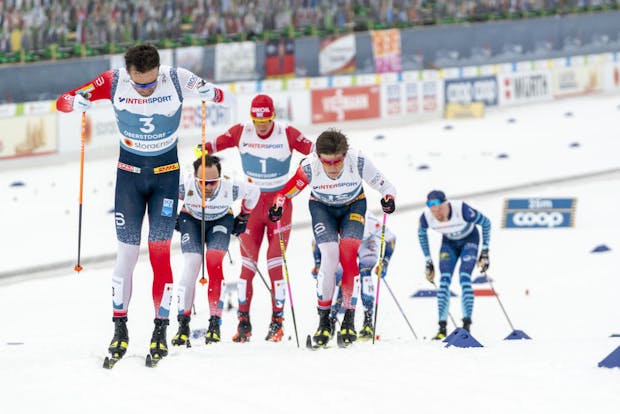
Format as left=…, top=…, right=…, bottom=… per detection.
left=462, top=317, right=472, bottom=333
left=172, top=314, right=191, bottom=347
left=358, top=310, right=374, bottom=340
left=205, top=315, right=221, bottom=344
left=149, top=318, right=169, bottom=357
left=232, top=311, right=252, bottom=343
left=108, top=316, right=129, bottom=359
left=313, top=308, right=333, bottom=346
left=432, top=320, right=447, bottom=340
left=265, top=312, right=284, bottom=342
left=339, top=309, right=357, bottom=344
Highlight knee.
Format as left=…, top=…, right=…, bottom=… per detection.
left=206, top=249, right=226, bottom=264
left=339, top=238, right=361, bottom=261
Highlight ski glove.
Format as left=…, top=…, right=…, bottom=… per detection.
left=232, top=213, right=250, bottom=236
left=478, top=249, right=489, bottom=272
left=381, top=195, right=396, bottom=214
left=311, top=266, right=319, bottom=279
left=268, top=195, right=285, bottom=222
left=197, top=80, right=221, bottom=102
left=425, top=259, right=435, bottom=283
left=375, top=259, right=389, bottom=279
left=72, top=92, right=91, bottom=112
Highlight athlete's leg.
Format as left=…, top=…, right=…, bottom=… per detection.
left=265, top=198, right=293, bottom=313
left=112, top=168, right=147, bottom=317
left=437, top=241, right=458, bottom=322
left=339, top=199, right=366, bottom=310
left=176, top=212, right=203, bottom=316
left=147, top=168, right=179, bottom=319
left=205, top=214, right=234, bottom=318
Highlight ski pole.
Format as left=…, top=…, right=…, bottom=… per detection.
left=485, top=272, right=515, bottom=331
left=276, top=220, right=299, bottom=348
left=372, top=213, right=387, bottom=345
left=74, top=111, right=86, bottom=273
left=383, top=279, right=418, bottom=339
left=429, top=280, right=458, bottom=328
left=199, top=100, right=207, bottom=287
left=238, top=237, right=272, bottom=294
left=227, top=249, right=234, bottom=264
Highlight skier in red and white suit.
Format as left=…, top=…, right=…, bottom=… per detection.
left=202, top=94, right=314, bottom=342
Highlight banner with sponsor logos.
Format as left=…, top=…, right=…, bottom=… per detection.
left=502, top=198, right=576, bottom=229
left=370, top=29, right=402, bottom=73
left=499, top=71, right=553, bottom=106
left=319, top=34, right=356, bottom=75
left=444, top=75, right=498, bottom=107
left=0, top=111, right=57, bottom=159
left=215, top=41, right=256, bottom=82
left=265, top=38, right=295, bottom=79
left=311, top=85, right=380, bottom=123
left=602, top=60, right=620, bottom=92
left=552, top=65, right=602, bottom=97
left=380, top=79, right=442, bottom=118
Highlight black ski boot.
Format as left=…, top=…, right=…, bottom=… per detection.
left=108, top=316, right=129, bottom=358
left=432, top=320, right=447, bottom=340
left=265, top=312, right=284, bottom=342
left=172, top=314, right=191, bottom=347
left=339, top=309, right=357, bottom=344
left=232, top=311, right=251, bottom=343
left=359, top=310, right=374, bottom=340
left=313, top=308, right=333, bottom=346
left=149, top=318, right=169, bottom=357
left=462, top=317, right=472, bottom=333
left=205, top=315, right=221, bottom=344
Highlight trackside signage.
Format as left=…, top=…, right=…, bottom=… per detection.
left=444, top=76, right=498, bottom=107
left=502, top=198, right=576, bottom=229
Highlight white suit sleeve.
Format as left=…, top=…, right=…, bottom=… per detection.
left=359, top=151, right=397, bottom=198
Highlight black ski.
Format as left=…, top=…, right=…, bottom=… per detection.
left=336, top=332, right=354, bottom=348
left=306, top=334, right=329, bottom=350
left=103, top=355, right=122, bottom=369
left=145, top=353, right=163, bottom=368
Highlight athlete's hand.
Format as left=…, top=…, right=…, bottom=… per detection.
left=197, top=80, right=221, bottom=102
left=232, top=213, right=250, bottom=236
left=194, top=143, right=209, bottom=159
left=478, top=249, right=490, bottom=273
left=375, top=259, right=389, bottom=279
left=311, top=266, right=319, bottom=279
left=381, top=195, right=396, bottom=214
left=72, top=92, right=91, bottom=112
left=268, top=195, right=285, bottom=222
left=425, top=259, right=435, bottom=283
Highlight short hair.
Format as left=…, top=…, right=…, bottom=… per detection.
left=125, top=44, right=160, bottom=73
left=315, top=128, right=349, bottom=155
left=193, top=155, right=221, bottom=176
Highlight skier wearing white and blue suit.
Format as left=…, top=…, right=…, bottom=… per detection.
left=417, top=190, right=491, bottom=340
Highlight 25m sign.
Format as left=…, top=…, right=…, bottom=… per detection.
left=502, top=198, right=576, bottom=229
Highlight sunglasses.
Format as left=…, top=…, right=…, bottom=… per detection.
left=195, top=177, right=220, bottom=186
left=319, top=155, right=345, bottom=166
left=252, top=117, right=274, bottom=125
left=130, top=79, right=158, bottom=89
left=426, top=199, right=443, bottom=208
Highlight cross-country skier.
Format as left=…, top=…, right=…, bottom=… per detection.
left=199, top=94, right=314, bottom=343
left=172, top=155, right=259, bottom=346
left=269, top=129, right=396, bottom=346
left=56, top=44, right=224, bottom=364
left=417, top=190, right=491, bottom=339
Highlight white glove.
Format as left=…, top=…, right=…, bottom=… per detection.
left=72, top=93, right=91, bottom=112
left=197, top=80, right=218, bottom=102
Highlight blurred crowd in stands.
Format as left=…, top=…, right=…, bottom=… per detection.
left=0, top=0, right=618, bottom=56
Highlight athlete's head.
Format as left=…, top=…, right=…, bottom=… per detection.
left=316, top=128, right=349, bottom=179
left=426, top=190, right=449, bottom=221
left=250, top=94, right=275, bottom=136
left=193, top=155, right=221, bottom=198
left=125, top=44, right=160, bottom=97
